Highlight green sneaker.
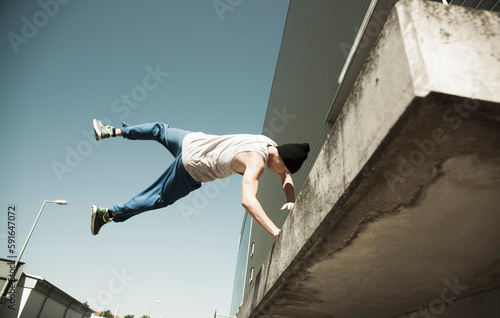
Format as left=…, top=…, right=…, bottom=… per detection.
left=93, top=119, right=115, bottom=141
left=91, top=205, right=111, bottom=235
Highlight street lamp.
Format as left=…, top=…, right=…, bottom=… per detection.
left=114, top=301, right=125, bottom=318
left=147, top=300, right=161, bottom=317
left=213, top=309, right=234, bottom=318
left=0, top=200, right=67, bottom=300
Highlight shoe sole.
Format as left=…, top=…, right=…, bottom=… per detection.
left=93, top=119, right=101, bottom=141
left=91, top=205, right=98, bottom=235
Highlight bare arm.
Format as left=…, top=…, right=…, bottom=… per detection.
left=239, top=155, right=281, bottom=239
left=278, top=173, right=295, bottom=211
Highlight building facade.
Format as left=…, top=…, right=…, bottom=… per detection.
left=0, top=258, right=93, bottom=318
left=230, top=0, right=500, bottom=316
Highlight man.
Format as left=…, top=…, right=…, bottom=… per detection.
left=91, top=119, right=309, bottom=238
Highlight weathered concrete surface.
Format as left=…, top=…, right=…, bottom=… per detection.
left=236, top=1, right=500, bottom=317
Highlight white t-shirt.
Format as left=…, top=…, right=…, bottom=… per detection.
left=182, top=132, right=276, bottom=182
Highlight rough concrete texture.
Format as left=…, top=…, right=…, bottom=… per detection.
left=236, top=1, right=500, bottom=318
left=398, top=0, right=500, bottom=101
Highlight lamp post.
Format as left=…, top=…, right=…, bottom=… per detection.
left=213, top=309, right=234, bottom=318
left=114, top=301, right=124, bottom=318
left=147, top=300, right=161, bottom=317
left=0, top=200, right=67, bottom=300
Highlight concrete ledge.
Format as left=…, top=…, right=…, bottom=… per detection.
left=236, top=1, right=500, bottom=317
left=398, top=0, right=500, bottom=101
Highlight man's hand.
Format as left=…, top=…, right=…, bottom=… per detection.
left=281, top=202, right=295, bottom=211
left=273, top=228, right=282, bottom=239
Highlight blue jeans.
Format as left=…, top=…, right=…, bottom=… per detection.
left=111, top=122, right=201, bottom=222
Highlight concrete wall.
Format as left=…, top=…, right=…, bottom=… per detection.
left=235, top=1, right=500, bottom=317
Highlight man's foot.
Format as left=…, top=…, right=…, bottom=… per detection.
left=93, top=119, right=115, bottom=141
left=91, top=205, right=111, bottom=235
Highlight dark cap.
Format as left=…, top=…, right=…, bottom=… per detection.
left=276, top=143, right=310, bottom=174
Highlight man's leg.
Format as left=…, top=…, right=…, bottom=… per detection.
left=91, top=157, right=185, bottom=235
left=119, top=122, right=189, bottom=157
left=112, top=122, right=195, bottom=215
left=110, top=155, right=201, bottom=222
left=109, top=161, right=174, bottom=222
left=91, top=120, right=199, bottom=235
left=90, top=163, right=173, bottom=235
left=93, top=119, right=189, bottom=157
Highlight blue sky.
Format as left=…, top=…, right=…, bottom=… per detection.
left=0, top=1, right=289, bottom=317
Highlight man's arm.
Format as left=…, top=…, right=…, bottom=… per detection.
left=239, top=154, right=281, bottom=239
left=278, top=173, right=295, bottom=211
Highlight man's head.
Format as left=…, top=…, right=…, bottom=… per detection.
left=276, top=143, right=310, bottom=174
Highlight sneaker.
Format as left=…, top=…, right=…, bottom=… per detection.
left=93, top=119, right=114, bottom=141
left=91, top=205, right=111, bottom=235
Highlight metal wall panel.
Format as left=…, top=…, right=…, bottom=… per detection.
left=230, top=213, right=252, bottom=315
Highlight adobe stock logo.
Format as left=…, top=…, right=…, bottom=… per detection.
left=408, top=277, right=467, bottom=318
left=213, top=0, right=243, bottom=21
left=51, top=64, right=169, bottom=183
left=111, top=64, right=170, bottom=120
left=7, top=0, right=71, bottom=54
left=384, top=98, right=480, bottom=192
left=86, top=268, right=135, bottom=308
